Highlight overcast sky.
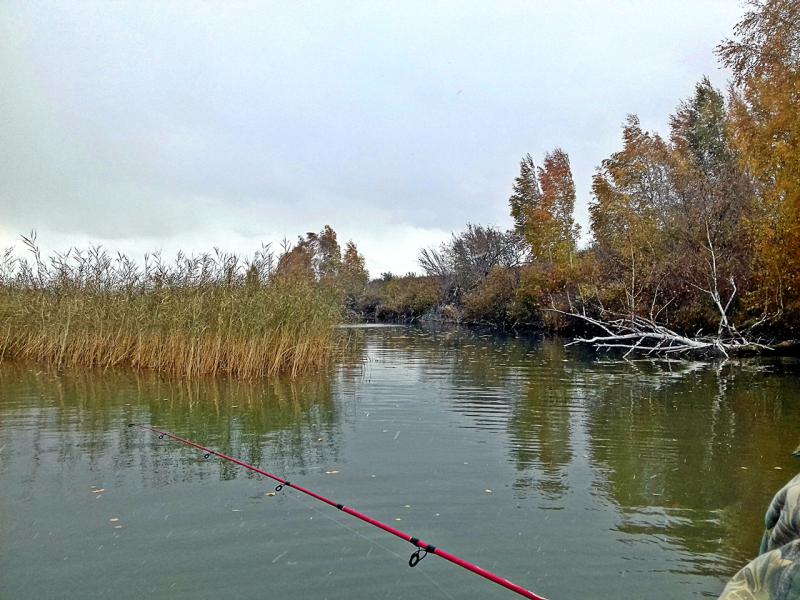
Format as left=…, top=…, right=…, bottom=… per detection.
left=1, top=1, right=745, bottom=276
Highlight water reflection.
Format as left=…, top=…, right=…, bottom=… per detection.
left=347, top=326, right=800, bottom=582
left=1, top=328, right=799, bottom=600
left=0, top=363, right=342, bottom=488
left=507, top=341, right=574, bottom=500
left=363, top=328, right=578, bottom=500
left=583, top=359, right=800, bottom=573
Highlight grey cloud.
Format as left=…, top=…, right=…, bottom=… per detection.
left=1, top=0, right=744, bottom=273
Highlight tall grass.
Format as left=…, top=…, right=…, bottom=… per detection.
left=0, top=237, right=343, bottom=378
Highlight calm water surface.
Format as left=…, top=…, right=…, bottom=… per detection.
left=1, top=326, right=799, bottom=599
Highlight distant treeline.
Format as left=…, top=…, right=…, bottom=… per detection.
left=356, top=1, right=800, bottom=340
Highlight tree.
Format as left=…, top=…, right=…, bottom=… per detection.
left=275, top=238, right=315, bottom=280
left=717, top=0, right=800, bottom=325
left=340, top=241, right=369, bottom=301
left=509, top=150, right=579, bottom=267
left=275, top=225, right=343, bottom=283
left=572, top=83, right=764, bottom=351
left=509, top=153, right=542, bottom=236
left=418, top=224, right=524, bottom=302
left=316, top=225, right=342, bottom=281
left=538, top=149, right=580, bottom=266
left=670, top=77, right=736, bottom=176
left=668, top=78, right=756, bottom=329
left=589, top=116, right=673, bottom=316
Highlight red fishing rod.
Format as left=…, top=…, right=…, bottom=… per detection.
left=129, top=423, right=549, bottom=600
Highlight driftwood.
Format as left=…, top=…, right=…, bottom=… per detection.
left=555, top=224, right=772, bottom=358
left=553, top=303, right=770, bottom=358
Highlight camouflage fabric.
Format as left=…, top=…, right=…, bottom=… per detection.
left=761, top=474, right=800, bottom=554
left=719, top=539, right=800, bottom=599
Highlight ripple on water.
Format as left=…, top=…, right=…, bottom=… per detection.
left=1, top=330, right=799, bottom=600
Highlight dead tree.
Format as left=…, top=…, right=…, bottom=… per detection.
left=557, top=225, right=771, bottom=358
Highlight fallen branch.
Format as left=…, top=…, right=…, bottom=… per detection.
left=551, top=304, right=771, bottom=358
left=555, top=220, right=774, bottom=358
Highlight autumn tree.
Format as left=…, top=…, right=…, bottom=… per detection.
left=668, top=78, right=756, bottom=328
left=509, top=149, right=579, bottom=268
left=314, top=225, right=342, bottom=281
left=538, top=149, right=580, bottom=266
left=718, top=0, right=800, bottom=325
left=580, top=79, right=764, bottom=344
left=509, top=153, right=542, bottom=237
left=340, top=240, right=369, bottom=303
left=275, top=225, right=344, bottom=283
left=275, top=237, right=315, bottom=280
left=589, top=116, right=673, bottom=315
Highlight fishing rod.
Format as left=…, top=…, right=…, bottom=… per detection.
left=128, top=423, right=549, bottom=600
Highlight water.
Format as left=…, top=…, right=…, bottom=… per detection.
left=1, top=326, right=799, bottom=599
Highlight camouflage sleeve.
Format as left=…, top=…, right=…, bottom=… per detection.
left=765, top=488, right=787, bottom=530
left=760, top=530, right=771, bottom=556
left=719, top=540, right=800, bottom=600
left=762, top=483, right=800, bottom=553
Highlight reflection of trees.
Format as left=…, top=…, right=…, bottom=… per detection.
left=354, top=326, right=580, bottom=500
left=402, top=331, right=580, bottom=501
left=507, top=341, right=575, bottom=500
left=3, top=326, right=798, bottom=585
left=583, top=360, right=800, bottom=574
left=0, top=363, right=341, bottom=489
left=354, top=324, right=535, bottom=389
left=343, top=325, right=800, bottom=578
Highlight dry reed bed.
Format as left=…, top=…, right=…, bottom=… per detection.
left=0, top=241, right=342, bottom=378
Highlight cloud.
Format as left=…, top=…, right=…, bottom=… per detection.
left=0, top=1, right=744, bottom=274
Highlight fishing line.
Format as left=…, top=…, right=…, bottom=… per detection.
left=129, top=423, right=550, bottom=600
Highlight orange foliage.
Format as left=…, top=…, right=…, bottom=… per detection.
left=718, top=0, right=800, bottom=324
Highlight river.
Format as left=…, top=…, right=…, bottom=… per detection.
left=1, top=325, right=799, bottom=599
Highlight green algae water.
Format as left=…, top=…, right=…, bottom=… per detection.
left=1, top=325, right=799, bottom=599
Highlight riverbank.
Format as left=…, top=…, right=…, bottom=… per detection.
left=350, top=292, right=799, bottom=356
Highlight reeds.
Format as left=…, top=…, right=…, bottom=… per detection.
left=0, top=237, right=342, bottom=378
